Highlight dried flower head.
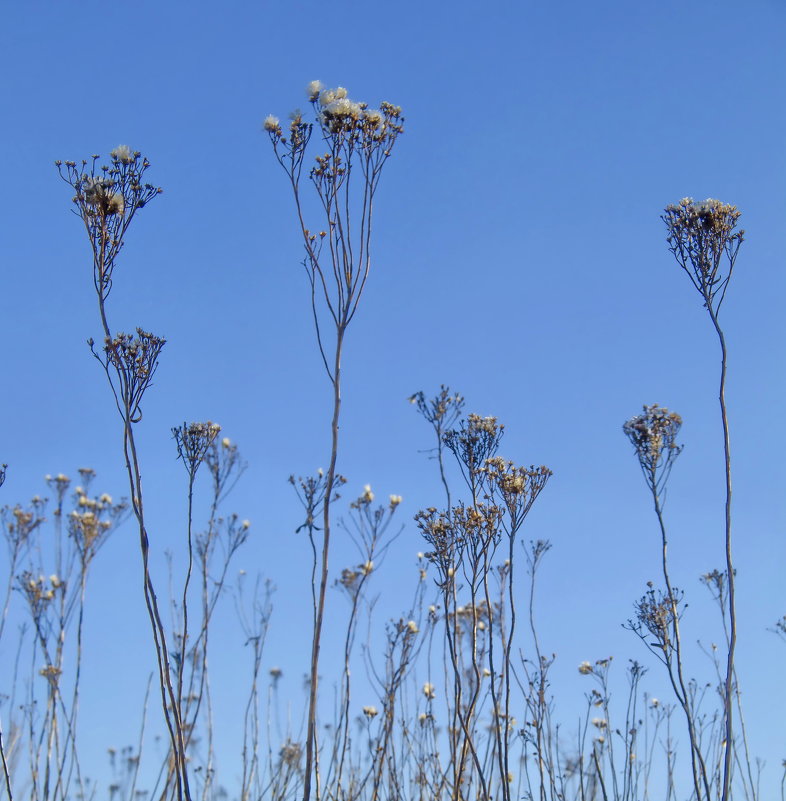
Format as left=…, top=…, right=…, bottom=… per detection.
left=444, top=413, right=504, bottom=484
left=484, top=458, right=552, bottom=524
left=110, top=144, right=134, bottom=163
left=57, top=152, right=162, bottom=304
left=101, top=329, right=166, bottom=422
left=173, top=421, right=221, bottom=477
left=629, top=585, right=684, bottom=654
left=279, top=740, right=302, bottom=768
left=350, top=483, right=375, bottom=508
left=623, top=404, right=682, bottom=497
left=306, top=80, right=323, bottom=101
left=663, top=197, right=743, bottom=313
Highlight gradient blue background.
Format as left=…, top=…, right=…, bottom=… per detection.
left=2, top=0, right=785, bottom=795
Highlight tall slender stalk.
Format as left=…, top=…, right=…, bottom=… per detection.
left=664, top=197, right=743, bottom=801
left=624, top=404, right=712, bottom=800
left=266, top=82, right=403, bottom=801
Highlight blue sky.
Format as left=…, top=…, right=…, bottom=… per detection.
left=2, top=0, right=786, bottom=795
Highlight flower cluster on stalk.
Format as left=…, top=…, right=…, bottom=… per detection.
left=56, top=150, right=162, bottom=301
left=173, top=421, right=222, bottom=478
left=663, top=197, right=743, bottom=313
left=623, top=404, right=683, bottom=497
left=98, top=328, right=166, bottom=422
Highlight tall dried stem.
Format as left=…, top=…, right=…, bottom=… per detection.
left=265, top=82, right=403, bottom=801
left=664, top=197, right=744, bottom=801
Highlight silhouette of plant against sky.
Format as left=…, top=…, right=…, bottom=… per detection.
left=0, top=74, right=756, bottom=801
left=264, top=82, right=404, bottom=801
left=622, top=200, right=746, bottom=801
left=664, top=198, right=743, bottom=801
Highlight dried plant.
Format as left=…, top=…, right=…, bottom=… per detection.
left=1, top=473, right=127, bottom=801
left=414, top=396, right=552, bottom=801
left=663, top=198, right=745, bottom=801
left=265, top=81, right=403, bottom=801
left=1, top=90, right=762, bottom=801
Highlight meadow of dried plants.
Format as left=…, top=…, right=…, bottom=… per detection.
left=0, top=81, right=770, bottom=801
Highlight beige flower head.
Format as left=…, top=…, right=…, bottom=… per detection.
left=306, top=80, right=323, bottom=101
left=110, top=145, right=134, bottom=163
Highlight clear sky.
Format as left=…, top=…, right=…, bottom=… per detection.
left=2, top=0, right=786, bottom=796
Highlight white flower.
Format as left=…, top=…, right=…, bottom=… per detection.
left=407, top=620, right=419, bottom=634
left=365, top=108, right=382, bottom=125
left=241, top=520, right=251, bottom=530
left=107, top=193, right=125, bottom=216
left=363, top=484, right=374, bottom=502
left=389, top=494, right=402, bottom=508
left=334, top=86, right=348, bottom=99
left=362, top=705, right=378, bottom=718
left=263, top=115, right=280, bottom=132
left=592, top=718, right=607, bottom=729
left=361, top=560, right=374, bottom=575
left=692, top=198, right=719, bottom=214
left=423, top=682, right=435, bottom=700
left=578, top=661, right=593, bottom=675
left=326, top=98, right=362, bottom=119
left=110, top=145, right=133, bottom=163
left=306, top=80, right=323, bottom=100
left=82, top=177, right=113, bottom=205
left=222, top=437, right=231, bottom=448
left=319, top=88, right=336, bottom=106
